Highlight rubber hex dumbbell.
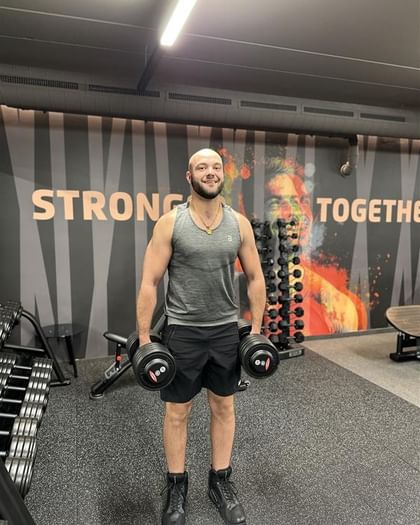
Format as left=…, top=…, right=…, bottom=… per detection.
left=279, top=306, right=304, bottom=318
left=278, top=319, right=305, bottom=330
left=278, top=293, right=303, bottom=304
left=257, top=246, right=273, bottom=255
left=277, top=269, right=302, bottom=279
left=261, top=258, right=274, bottom=267
left=125, top=332, right=176, bottom=391
left=271, top=331, right=305, bottom=345
left=264, top=270, right=276, bottom=280
left=278, top=255, right=300, bottom=266
left=278, top=281, right=304, bottom=292
left=279, top=241, right=299, bottom=253
left=267, top=309, right=279, bottom=319
left=237, top=319, right=279, bottom=379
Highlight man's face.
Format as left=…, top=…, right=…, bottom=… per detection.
left=265, top=174, right=313, bottom=245
left=187, top=152, right=224, bottom=200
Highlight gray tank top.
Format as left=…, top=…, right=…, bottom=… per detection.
left=165, top=202, right=241, bottom=326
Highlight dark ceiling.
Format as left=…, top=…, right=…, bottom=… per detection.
left=0, top=0, right=419, bottom=109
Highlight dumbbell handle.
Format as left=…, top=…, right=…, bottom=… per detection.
left=278, top=319, right=304, bottom=329
left=0, top=397, right=21, bottom=404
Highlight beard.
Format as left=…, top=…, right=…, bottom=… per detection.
left=190, top=177, right=224, bottom=200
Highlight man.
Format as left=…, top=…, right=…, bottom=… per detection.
left=136, top=148, right=266, bottom=525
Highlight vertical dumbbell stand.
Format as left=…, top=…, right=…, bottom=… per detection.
left=272, top=220, right=305, bottom=360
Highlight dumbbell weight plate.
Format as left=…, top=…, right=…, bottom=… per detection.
left=239, top=334, right=279, bottom=379
left=5, top=456, right=34, bottom=497
left=8, top=435, right=37, bottom=460
left=11, top=417, right=38, bottom=438
left=19, top=402, right=45, bottom=421
left=23, top=388, right=49, bottom=406
left=126, top=332, right=176, bottom=391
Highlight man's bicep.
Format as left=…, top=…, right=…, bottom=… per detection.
left=238, top=220, right=263, bottom=280
left=141, top=222, right=173, bottom=286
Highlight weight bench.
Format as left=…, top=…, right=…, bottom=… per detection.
left=385, top=305, right=420, bottom=362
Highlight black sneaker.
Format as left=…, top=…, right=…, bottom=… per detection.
left=161, top=471, right=188, bottom=525
left=208, top=467, right=246, bottom=525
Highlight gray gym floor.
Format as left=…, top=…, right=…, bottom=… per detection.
left=24, top=335, right=420, bottom=525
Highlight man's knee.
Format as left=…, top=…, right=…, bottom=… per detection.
left=165, top=401, right=193, bottom=425
left=208, top=392, right=235, bottom=419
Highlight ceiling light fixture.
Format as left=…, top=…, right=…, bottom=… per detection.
left=160, top=0, right=198, bottom=47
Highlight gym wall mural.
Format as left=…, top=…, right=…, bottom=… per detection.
left=1, top=105, right=420, bottom=358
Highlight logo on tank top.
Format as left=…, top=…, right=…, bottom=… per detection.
left=227, top=235, right=232, bottom=242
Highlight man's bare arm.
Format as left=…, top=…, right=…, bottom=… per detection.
left=237, top=215, right=266, bottom=334
left=136, top=212, right=175, bottom=345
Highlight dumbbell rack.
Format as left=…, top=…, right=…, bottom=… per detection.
left=252, top=218, right=305, bottom=360
left=0, top=300, right=69, bottom=387
left=0, top=353, right=52, bottom=525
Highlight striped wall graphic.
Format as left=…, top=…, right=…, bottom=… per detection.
left=1, top=106, right=420, bottom=358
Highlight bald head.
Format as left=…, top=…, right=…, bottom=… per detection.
left=186, top=148, right=224, bottom=200
left=188, top=148, right=223, bottom=172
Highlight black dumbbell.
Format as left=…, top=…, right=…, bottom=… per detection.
left=0, top=376, right=50, bottom=405
left=267, top=309, right=279, bottom=319
left=265, top=322, right=279, bottom=332
left=0, top=417, right=38, bottom=439
left=264, top=270, right=276, bottom=280
left=267, top=294, right=278, bottom=305
left=278, top=293, right=303, bottom=304
left=0, top=402, right=44, bottom=423
left=277, top=255, right=300, bottom=266
left=0, top=363, right=51, bottom=382
left=0, top=435, right=37, bottom=460
left=278, top=319, right=305, bottom=330
left=257, top=246, right=273, bottom=255
left=271, top=332, right=305, bottom=345
left=261, top=258, right=274, bottom=267
left=278, top=281, right=304, bottom=292
left=279, top=306, right=304, bottom=318
left=237, top=320, right=279, bottom=379
left=279, top=241, right=299, bottom=253
left=254, top=232, right=272, bottom=241
left=0, top=355, right=53, bottom=374
left=277, top=269, right=302, bottom=279
left=125, top=332, right=176, bottom=391
left=266, top=282, right=277, bottom=293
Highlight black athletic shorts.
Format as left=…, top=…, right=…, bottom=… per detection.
left=160, top=322, right=241, bottom=403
